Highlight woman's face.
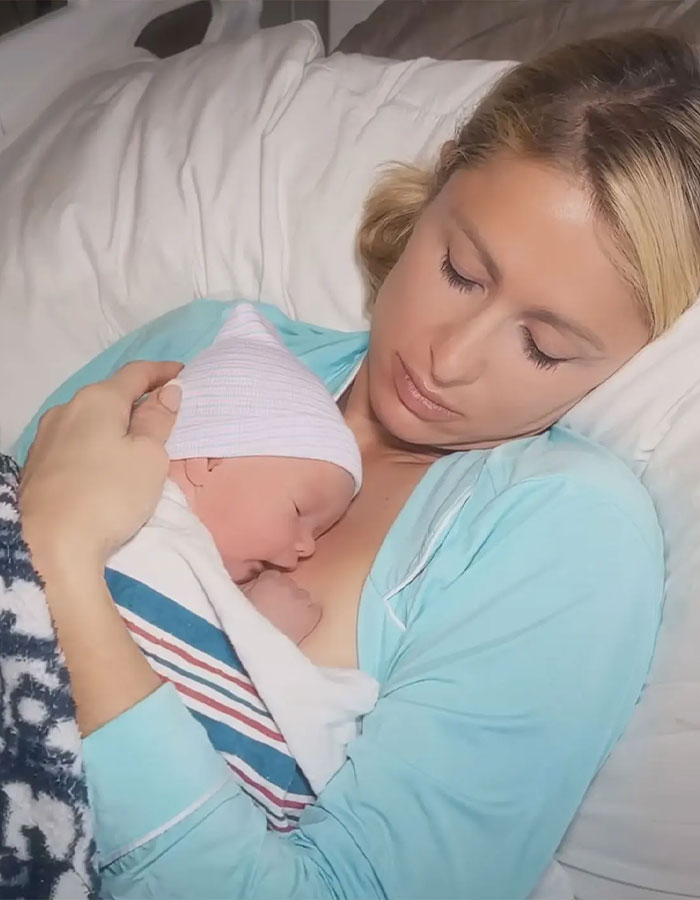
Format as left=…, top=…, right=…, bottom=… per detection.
left=367, top=153, right=650, bottom=450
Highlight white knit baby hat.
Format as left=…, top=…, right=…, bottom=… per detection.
left=165, top=303, right=362, bottom=492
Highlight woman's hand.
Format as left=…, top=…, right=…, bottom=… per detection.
left=20, top=361, right=183, bottom=573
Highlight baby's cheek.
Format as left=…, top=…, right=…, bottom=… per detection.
left=274, top=518, right=300, bottom=552
left=206, top=516, right=247, bottom=563
left=263, top=504, right=299, bottom=544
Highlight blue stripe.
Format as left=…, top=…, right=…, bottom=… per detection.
left=106, top=568, right=247, bottom=671
left=279, top=758, right=316, bottom=799
left=189, top=709, right=297, bottom=789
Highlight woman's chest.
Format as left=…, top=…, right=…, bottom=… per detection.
left=294, top=457, right=431, bottom=668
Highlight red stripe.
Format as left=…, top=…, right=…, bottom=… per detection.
left=125, top=617, right=260, bottom=698
left=166, top=676, right=286, bottom=743
left=227, top=759, right=311, bottom=812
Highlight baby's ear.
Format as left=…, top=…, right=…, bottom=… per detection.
left=183, top=457, right=210, bottom=487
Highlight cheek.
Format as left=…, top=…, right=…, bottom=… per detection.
left=315, top=503, right=346, bottom=538
left=247, top=502, right=297, bottom=554
left=487, top=360, right=609, bottom=426
left=196, top=483, right=253, bottom=554
left=376, top=228, right=441, bottom=318
left=201, top=501, right=243, bottom=554
left=270, top=520, right=298, bottom=551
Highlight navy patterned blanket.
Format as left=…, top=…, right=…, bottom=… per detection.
left=0, top=455, right=98, bottom=899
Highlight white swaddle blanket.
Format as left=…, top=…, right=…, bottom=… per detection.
left=108, top=479, right=378, bottom=795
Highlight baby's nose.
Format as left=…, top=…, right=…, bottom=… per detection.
left=295, top=532, right=316, bottom=559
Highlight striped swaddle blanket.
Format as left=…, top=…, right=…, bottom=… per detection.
left=106, top=568, right=314, bottom=831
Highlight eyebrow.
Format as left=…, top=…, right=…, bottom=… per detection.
left=450, top=210, right=605, bottom=354
left=526, top=307, right=605, bottom=352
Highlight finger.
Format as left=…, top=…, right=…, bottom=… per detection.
left=129, top=380, right=182, bottom=444
left=109, top=360, right=184, bottom=408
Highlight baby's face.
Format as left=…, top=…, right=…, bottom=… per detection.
left=185, top=456, right=354, bottom=583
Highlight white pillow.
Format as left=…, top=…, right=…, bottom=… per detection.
left=1, top=23, right=698, bottom=898
left=0, top=22, right=324, bottom=450
left=558, top=309, right=700, bottom=898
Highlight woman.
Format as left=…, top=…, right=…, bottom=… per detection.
left=15, top=30, right=700, bottom=899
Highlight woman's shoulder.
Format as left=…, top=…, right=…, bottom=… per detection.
left=378, top=425, right=664, bottom=727
left=480, top=424, right=661, bottom=542
left=385, top=424, right=661, bottom=593
left=403, top=426, right=664, bottom=648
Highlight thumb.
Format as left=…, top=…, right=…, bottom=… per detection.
left=129, top=380, right=182, bottom=443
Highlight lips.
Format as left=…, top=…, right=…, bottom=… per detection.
left=391, top=355, right=460, bottom=423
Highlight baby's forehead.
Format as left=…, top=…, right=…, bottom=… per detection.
left=267, top=456, right=344, bottom=493
left=218, top=454, right=332, bottom=482
left=248, top=456, right=350, bottom=501
left=213, top=455, right=349, bottom=499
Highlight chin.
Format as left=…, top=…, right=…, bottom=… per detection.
left=368, top=351, right=452, bottom=447
left=371, top=385, right=499, bottom=451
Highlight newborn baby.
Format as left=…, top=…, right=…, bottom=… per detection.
left=164, top=302, right=362, bottom=644
left=107, top=304, right=375, bottom=826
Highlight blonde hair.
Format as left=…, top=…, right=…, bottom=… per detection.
left=358, top=30, right=700, bottom=337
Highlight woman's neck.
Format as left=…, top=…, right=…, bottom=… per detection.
left=340, top=361, right=447, bottom=465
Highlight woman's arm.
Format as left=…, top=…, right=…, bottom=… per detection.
left=25, top=556, right=162, bottom=736
left=81, top=475, right=663, bottom=900
left=20, top=360, right=182, bottom=735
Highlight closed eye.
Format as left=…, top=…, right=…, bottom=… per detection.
left=440, top=253, right=481, bottom=293
left=521, top=327, right=567, bottom=370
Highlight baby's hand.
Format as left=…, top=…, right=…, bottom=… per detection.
left=244, top=570, right=321, bottom=645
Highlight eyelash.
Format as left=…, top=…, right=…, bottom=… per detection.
left=521, top=327, right=562, bottom=370
left=440, top=252, right=480, bottom=293
left=440, top=252, right=563, bottom=371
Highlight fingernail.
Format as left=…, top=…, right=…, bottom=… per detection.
left=159, top=380, right=182, bottom=413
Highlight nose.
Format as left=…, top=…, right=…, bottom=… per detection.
left=429, top=314, right=493, bottom=388
left=295, top=531, right=316, bottom=559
